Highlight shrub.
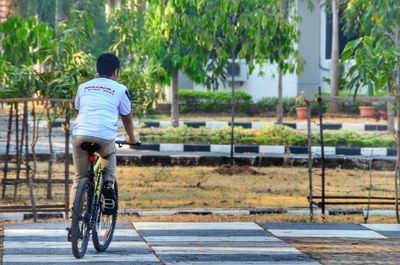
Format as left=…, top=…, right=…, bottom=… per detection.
left=179, top=89, right=253, bottom=113
left=255, top=97, right=297, bottom=116
left=140, top=125, right=395, bottom=148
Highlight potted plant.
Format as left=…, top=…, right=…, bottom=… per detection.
left=358, top=102, right=376, bottom=118
left=295, top=91, right=308, bottom=119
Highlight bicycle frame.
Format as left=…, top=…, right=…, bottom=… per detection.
left=87, top=155, right=104, bottom=231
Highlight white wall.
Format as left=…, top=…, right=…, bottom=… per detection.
left=193, top=63, right=298, bottom=102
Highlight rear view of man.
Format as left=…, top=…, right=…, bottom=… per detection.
left=70, top=53, right=137, bottom=215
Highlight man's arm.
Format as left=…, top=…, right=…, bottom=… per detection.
left=121, top=115, right=136, bottom=144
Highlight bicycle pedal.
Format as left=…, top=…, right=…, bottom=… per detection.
left=103, top=198, right=115, bottom=209
left=66, top=227, right=72, bottom=242
left=101, top=198, right=116, bottom=215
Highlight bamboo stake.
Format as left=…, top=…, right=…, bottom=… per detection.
left=2, top=105, right=13, bottom=199
left=13, top=103, right=20, bottom=201
left=26, top=101, right=37, bottom=222
left=64, top=104, right=71, bottom=218
left=306, top=99, right=313, bottom=220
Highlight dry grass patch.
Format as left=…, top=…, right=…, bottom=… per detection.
left=1, top=165, right=396, bottom=210
left=120, top=213, right=398, bottom=224
left=116, top=166, right=395, bottom=209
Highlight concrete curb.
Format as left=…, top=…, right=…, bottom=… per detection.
left=0, top=150, right=397, bottom=170
left=0, top=208, right=396, bottom=221
left=119, top=144, right=397, bottom=157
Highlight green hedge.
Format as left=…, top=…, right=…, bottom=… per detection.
left=179, top=89, right=253, bottom=113
left=140, top=125, right=395, bottom=148
left=255, top=96, right=329, bottom=116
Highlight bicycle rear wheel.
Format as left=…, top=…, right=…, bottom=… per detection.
left=71, top=178, right=92, bottom=259
left=92, top=181, right=118, bottom=252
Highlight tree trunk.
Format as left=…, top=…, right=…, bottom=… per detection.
left=276, top=69, right=283, bottom=124
left=171, top=69, right=179, bottom=127
left=330, top=0, right=340, bottom=112
left=395, top=28, right=400, bottom=223
left=395, top=92, right=400, bottom=223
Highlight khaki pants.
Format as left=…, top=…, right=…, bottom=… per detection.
left=70, top=135, right=116, bottom=208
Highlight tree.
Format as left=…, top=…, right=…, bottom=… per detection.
left=109, top=3, right=166, bottom=117
left=330, top=0, right=340, bottom=112
left=142, top=0, right=210, bottom=127
left=275, top=0, right=304, bottom=124
left=341, top=0, right=400, bottom=222
left=193, top=0, right=305, bottom=161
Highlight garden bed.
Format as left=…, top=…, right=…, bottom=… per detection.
left=139, top=125, right=395, bottom=148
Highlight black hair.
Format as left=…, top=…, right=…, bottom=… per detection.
left=96, top=53, right=120, bottom=77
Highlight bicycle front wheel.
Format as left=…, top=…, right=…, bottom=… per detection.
left=71, top=178, right=92, bottom=259
left=92, top=181, right=118, bottom=252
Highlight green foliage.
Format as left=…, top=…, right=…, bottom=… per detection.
left=255, top=97, right=296, bottom=116
left=140, top=126, right=395, bottom=148
left=109, top=6, right=166, bottom=117
left=179, top=89, right=253, bottom=113
left=0, top=16, right=54, bottom=65
left=341, top=36, right=399, bottom=96
left=0, top=12, right=95, bottom=99
left=200, top=0, right=306, bottom=87
left=295, top=91, right=307, bottom=107
left=341, top=1, right=400, bottom=96
left=119, top=64, right=166, bottom=117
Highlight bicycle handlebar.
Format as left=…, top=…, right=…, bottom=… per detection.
left=115, top=140, right=142, bottom=148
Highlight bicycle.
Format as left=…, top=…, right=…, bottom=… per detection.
left=70, top=140, right=140, bottom=259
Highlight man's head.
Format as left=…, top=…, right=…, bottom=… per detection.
left=96, top=53, right=120, bottom=80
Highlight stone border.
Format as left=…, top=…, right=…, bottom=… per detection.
left=127, top=144, right=396, bottom=157
left=0, top=208, right=396, bottom=221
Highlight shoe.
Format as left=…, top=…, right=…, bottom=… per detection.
left=66, top=227, right=72, bottom=242
left=101, top=185, right=117, bottom=215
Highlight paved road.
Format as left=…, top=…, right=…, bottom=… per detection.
left=2, top=222, right=400, bottom=264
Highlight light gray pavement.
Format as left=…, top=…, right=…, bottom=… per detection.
left=2, top=222, right=400, bottom=265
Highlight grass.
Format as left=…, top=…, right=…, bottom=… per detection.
left=1, top=166, right=396, bottom=209
left=115, top=166, right=395, bottom=209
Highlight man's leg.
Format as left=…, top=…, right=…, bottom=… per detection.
left=97, top=139, right=116, bottom=185
left=70, top=136, right=90, bottom=209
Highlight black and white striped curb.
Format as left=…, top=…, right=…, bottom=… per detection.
left=125, top=144, right=397, bottom=157
left=1, top=143, right=397, bottom=156
left=29, top=120, right=390, bottom=131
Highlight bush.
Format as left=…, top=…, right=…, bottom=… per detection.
left=179, top=89, right=253, bottom=113
left=140, top=125, right=395, bottom=148
left=255, top=97, right=297, bottom=116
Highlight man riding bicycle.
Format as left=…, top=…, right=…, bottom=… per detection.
left=69, top=53, right=137, bottom=218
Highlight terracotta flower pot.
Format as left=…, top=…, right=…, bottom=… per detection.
left=359, top=106, right=376, bottom=118
left=295, top=107, right=308, bottom=119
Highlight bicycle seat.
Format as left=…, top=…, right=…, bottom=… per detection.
left=80, top=142, right=101, bottom=154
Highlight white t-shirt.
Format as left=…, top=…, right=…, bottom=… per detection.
left=72, top=77, right=131, bottom=140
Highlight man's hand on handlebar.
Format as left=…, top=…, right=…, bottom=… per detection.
left=126, top=135, right=139, bottom=145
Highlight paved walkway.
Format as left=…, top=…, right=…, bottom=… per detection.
left=1, top=222, right=400, bottom=264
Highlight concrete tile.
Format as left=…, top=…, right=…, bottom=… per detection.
left=361, top=224, right=400, bottom=231
left=259, top=145, right=285, bottom=154
left=134, top=222, right=263, bottom=231
left=269, top=229, right=386, bottom=238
